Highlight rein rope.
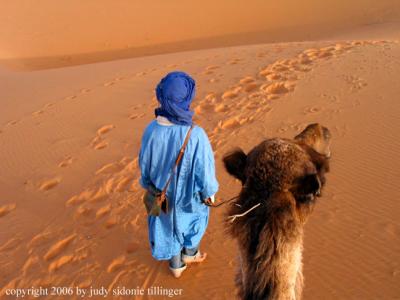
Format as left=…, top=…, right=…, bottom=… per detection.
left=204, top=193, right=262, bottom=223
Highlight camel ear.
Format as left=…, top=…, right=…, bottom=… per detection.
left=223, top=148, right=247, bottom=184
left=291, top=173, right=321, bottom=201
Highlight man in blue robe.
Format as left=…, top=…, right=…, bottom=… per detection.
left=138, top=71, right=219, bottom=278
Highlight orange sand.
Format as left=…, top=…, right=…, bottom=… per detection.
left=0, top=2, right=400, bottom=299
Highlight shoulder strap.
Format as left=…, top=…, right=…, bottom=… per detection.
left=161, top=125, right=194, bottom=194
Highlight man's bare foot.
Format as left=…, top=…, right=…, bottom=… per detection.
left=169, top=264, right=187, bottom=278
left=182, top=251, right=207, bottom=264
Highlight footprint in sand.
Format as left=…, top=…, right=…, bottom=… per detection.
left=129, top=113, right=145, bottom=120
left=205, top=65, right=220, bottom=71
left=90, top=127, right=111, bottom=150
left=202, top=69, right=215, bottom=75
left=219, top=117, right=250, bottom=130
left=244, top=101, right=260, bottom=110
left=260, top=82, right=291, bottom=95
left=271, top=63, right=290, bottom=73
left=92, top=139, right=108, bottom=150
left=315, top=47, right=335, bottom=59
left=337, top=42, right=354, bottom=50
left=0, top=203, right=16, bottom=217
left=77, top=279, right=93, bottom=289
left=259, top=68, right=272, bottom=77
left=194, top=102, right=215, bottom=114
left=115, top=176, right=133, bottom=192
left=202, top=66, right=219, bottom=75
left=74, top=204, right=93, bottom=219
left=66, top=188, right=96, bottom=206
left=222, top=86, right=242, bottom=99
left=297, top=54, right=313, bottom=65
left=242, top=82, right=259, bottom=93
left=104, top=176, right=133, bottom=194
left=353, top=40, right=370, bottom=46
left=239, top=76, right=256, bottom=84
left=97, top=124, right=115, bottom=135
left=0, top=237, right=22, bottom=252
left=65, top=95, right=77, bottom=100
left=107, top=256, right=126, bottom=273
left=266, top=72, right=286, bottom=81
left=48, top=255, right=74, bottom=272
left=7, top=120, right=19, bottom=126
left=130, top=104, right=143, bottom=110
left=28, top=232, right=53, bottom=248
left=304, top=106, right=322, bottom=114
left=44, top=234, right=76, bottom=261
left=44, top=102, right=55, bottom=109
left=22, top=255, right=39, bottom=275
left=86, top=186, right=107, bottom=203
left=248, top=91, right=263, bottom=99
left=194, top=92, right=219, bottom=113
left=302, top=48, right=320, bottom=58
left=134, top=263, right=150, bottom=280
left=96, top=204, right=111, bottom=219
left=266, top=94, right=279, bottom=100
left=103, top=81, right=116, bottom=87
left=58, top=156, right=73, bottom=168
left=95, top=162, right=124, bottom=175
left=343, top=75, right=368, bottom=92
left=105, top=216, right=118, bottom=229
left=292, top=64, right=312, bottom=72
left=32, top=110, right=44, bottom=117
left=228, top=58, right=243, bottom=65
left=277, top=125, right=290, bottom=133
left=204, top=92, right=217, bottom=103
left=39, top=178, right=61, bottom=191
left=80, top=88, right=91, bottom=94
left=214, top=103, right=229, bottom=113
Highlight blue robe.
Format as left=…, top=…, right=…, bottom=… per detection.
left=139, top=120, right=219, bottom=260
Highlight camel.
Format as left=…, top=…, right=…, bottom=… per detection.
left=223, top=124, right=331, bottom=300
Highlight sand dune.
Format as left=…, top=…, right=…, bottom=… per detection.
left=0, top=5, right=400, bottom=299
left=1, top=1, right=400, bottom=70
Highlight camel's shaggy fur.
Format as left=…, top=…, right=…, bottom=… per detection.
left=223, top=124, right=331, bottom=300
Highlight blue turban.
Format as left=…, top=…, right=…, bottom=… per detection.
left=154, top=71, right=195, bottom=126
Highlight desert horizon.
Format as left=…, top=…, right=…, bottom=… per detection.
left=1, top=1, right=399, bottom=299
left=1, top=0, right=400, bottom=70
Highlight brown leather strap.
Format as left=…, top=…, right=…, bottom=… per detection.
left=161, top=125, right=194, bottom=194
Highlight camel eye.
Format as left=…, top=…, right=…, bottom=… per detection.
left=290, top=173, right=321, bottom=201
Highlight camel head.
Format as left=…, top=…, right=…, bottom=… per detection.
left=223, top=138, right=323, bottom=205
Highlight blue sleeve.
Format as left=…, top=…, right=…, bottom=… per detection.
left=194, top=128, right=219, bottom=200
left=138, top=125, right=152, bottom=190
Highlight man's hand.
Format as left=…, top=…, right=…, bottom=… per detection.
left=204, top=198, right=213, bottom=205
left=203, top=195, right=215, bottom=206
